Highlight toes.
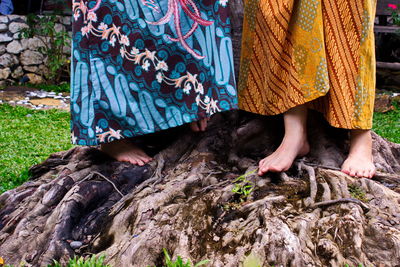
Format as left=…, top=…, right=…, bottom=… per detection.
left=341, top=169, right=350, bottom=175
left=199, top=119, right=207, bottom=132
left=136, top=159, right=145, bottom=166
left=122, top=157, right=138, bottom=165
left=341, top=162, right=350, bottom=175
left=349, top=168, right=357, bottom=177
left=190, top=122, right=200, bottom=132
left=141, top=156, right=152, bottom=164
left=369, top=167, right=376, bottom=178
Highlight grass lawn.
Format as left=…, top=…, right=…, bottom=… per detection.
left=0, top=103, right=398, bottom=194
left=373, top=106, right=400, bottom=144
left=0, top=104, right=74, bottom=193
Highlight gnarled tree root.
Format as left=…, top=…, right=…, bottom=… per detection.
left=1, top=112, right=400, bottom=267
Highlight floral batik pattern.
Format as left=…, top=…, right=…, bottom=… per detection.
left=71, top=0, right=237, bottom=145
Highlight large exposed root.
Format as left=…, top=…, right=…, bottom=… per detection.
left=1, top=112, right=400, bottom=266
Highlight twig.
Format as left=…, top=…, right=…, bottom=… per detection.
left=92, top=172, right=124, bottom=198
left=309, top=198, right=370, bottom=213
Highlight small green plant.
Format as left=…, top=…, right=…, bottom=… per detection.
left=47, top=254, right=110, bottom=267
left=232, top=169, right=256, bottom=202
left=19, top=13, right=71, bottom=84
left=388, top=4, right=400, bottom=26
left=344, top=264, right=364, bottom=267
left=151, top=249, right=210, bottom=267
left=348, top=184, right=368, bottom=203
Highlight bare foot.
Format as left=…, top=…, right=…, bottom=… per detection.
left=258, top=134, right=310, bottom=175
left=258, top=105, right=310, bottom=176
left=190, top=118, right=209, bottom=132
left=341, top=130, right=375, bottom=178
left=100, top=139, right=152, bottom=166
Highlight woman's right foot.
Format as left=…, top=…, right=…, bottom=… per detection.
left=258, top=105, right=309, bottom=176
left=258, top=134, right=310, bottom=175
left=100, top=139, right=152, bottom=166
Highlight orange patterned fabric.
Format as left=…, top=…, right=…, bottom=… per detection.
left=239, top=0, right=377, bottom=129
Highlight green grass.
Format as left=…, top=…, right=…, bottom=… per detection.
left=373, top=106, right=400, bottom=144
left=0, top=104, right=74, bottom=193
left=48, top=255, right=110, bottom=267
left=25, top=82, right=70, bottom=93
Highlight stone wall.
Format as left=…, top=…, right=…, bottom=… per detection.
left=0, top=15, right=72, bottom=86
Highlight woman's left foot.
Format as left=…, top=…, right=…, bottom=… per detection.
left=190, top=118, right=208, bottom=132
left=341, top=130, right=375, bottom=178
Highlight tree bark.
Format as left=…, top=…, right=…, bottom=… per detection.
left=1, top=112, right=400, bottom=267
left=1, top=2, right=400, bottom=266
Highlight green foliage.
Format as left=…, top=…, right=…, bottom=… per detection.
left=344, top=264, right=364, bottom=267
left=373, top=103, right=400, bottom=144
left=232, top=169, right=256, bottom=202
left=150, top=249, right=210, bottom=267
left=348, top=184, right=368, bottom=202
left=47, top=255, right=110, bottom=267
left=19, top=13, right=71, bottom=83
left=0, top=104, right=74, bottom=193
left=26, top=82, right=70, bottom=93
left=388, top=4, right=400, bottom=26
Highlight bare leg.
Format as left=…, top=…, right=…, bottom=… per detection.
left=341, top=129, right=375, bottom=178
left=190, top=118, right=209, bottom=132
left=100, top=139, right=152, bottom=166
left=258, top=105, right=310, bottom=175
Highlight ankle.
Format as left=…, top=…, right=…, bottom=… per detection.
left=349, top=129, right=372, bottom=156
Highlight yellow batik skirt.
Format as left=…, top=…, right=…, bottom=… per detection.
left=238, top=0, right=377, bottom=129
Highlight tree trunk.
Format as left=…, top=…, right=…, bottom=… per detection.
left=1, top=2, right=400, bottom=266
left=1, top=112, right=400, bottom=267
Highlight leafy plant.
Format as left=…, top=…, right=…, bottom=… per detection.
left=232, top=169, right=256, bottom=202
left=47, top=254, right=110, bottom=267
left=151, top=249, right=210, bottom=267
left=19, top=13, right=71, bottom=84
left=388, top=4, right=400, bottom=26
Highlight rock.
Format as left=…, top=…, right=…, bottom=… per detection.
left=13, top=32, right=21, bottom=40
left=0, top=67, right=11, bottom=79
left=0, top=33, right=12, bottom=43
left=7, top=15, right=24, bottom=22
left=20, top=50, right=44, bottom=65
left=6, top=40, right=23, bottom=54
left=11, top=66, right=24, bottom=79
left=9, top=22, right=28, bottom=34
left=20, top=39, right=28, bottom=50
left=70, top=241, right=85, bottom=249
left=27, top=37, right=45, bottom=51
left=0, top=45, right=6, bottom=55
left=63, top=45, right=71, bottom=54
left=26, top=73, right=44, bottom=84
left=0, top=24, right=7, bottom=32
left=374, top=94, right=395, bottom=113
left=23, top=65, right=39, bottom=73
left=0, top=16, right=9, bottom=24
left=0, top=54, right=18, bottom=68
left=38, top=64, right=49, bottom=75
left=61, top=16, right=71, bottom=25
left=55, top=24, right=65, bottom=33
